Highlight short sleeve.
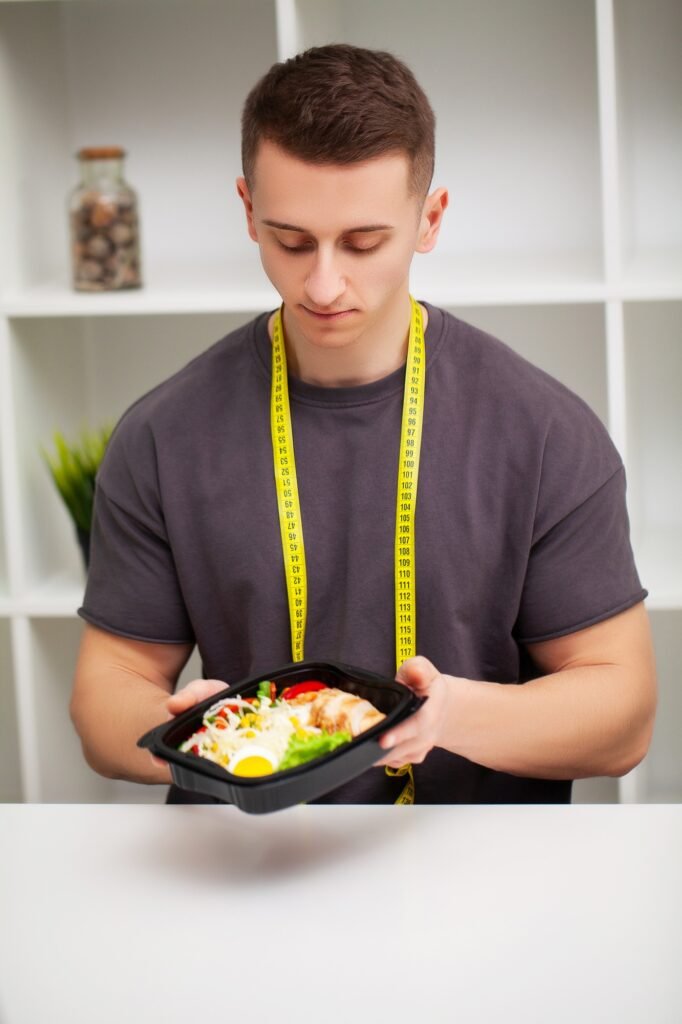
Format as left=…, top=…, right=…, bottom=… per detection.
left=515, top=465, right=647, bottom=644
left=78, top=414, right=195, bottom=645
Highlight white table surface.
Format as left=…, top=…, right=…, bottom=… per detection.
left=0, top=804, right=680, bottom=1024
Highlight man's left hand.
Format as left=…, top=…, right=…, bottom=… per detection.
left=374, top=655, right=452, bottom=768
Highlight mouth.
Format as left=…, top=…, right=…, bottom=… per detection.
left=302, top=306, right=357, bottom=321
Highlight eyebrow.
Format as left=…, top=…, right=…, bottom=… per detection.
left=262, top=219, right=394, bottom=234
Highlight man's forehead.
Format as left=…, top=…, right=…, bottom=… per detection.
left=253, top=140, right=411, bottom=202
left=253, top=158, right=415, bottom=236
left=250, top=142, right=418, bottom=233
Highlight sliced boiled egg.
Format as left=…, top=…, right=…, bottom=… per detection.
left=227, top=745, right=278, bottom=778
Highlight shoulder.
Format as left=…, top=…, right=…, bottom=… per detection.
left=108, top=310, right=268, bottom=440
left=121, top=311, right=267, bottom=428
left=432, top=305, right=595, bottom=421
left=426, top=303, right=623, bottom=519
left=430, top=303, right=616, bottom=447
left=97, top=311, right=269, bottom=494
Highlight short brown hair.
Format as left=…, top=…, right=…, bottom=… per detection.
left=241, top=44, right=435, bottom=201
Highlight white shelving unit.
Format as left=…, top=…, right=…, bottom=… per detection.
left=0, top=0, right=679, bottom=804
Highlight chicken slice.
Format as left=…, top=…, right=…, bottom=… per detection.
left=308, top=688, right=385, bottom=736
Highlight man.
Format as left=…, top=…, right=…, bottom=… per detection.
left=71, top=44, right=656, bottom=804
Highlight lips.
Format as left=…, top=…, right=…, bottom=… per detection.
left=303, top=306, right=356, bottom=321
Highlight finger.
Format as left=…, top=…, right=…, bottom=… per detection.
left=379, top=694, right=434, bottom=750
left=379, top=720, right=419, bottom=751
left=396, top=655, right=440, bottom=693
left=375, top=745, right=429, bottom=769
left=167, top=678, right=227, bottom=715
left=374, top=749, right=407, bottom=768
left=375, top=727, right=419, bottom=763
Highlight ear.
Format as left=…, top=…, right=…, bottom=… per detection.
left=415, top=187, right=449, bottom=254
left=236, top=176, right=259, bottom=243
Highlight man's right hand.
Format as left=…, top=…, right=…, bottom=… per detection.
left=149, top=678, right=228, bottom=771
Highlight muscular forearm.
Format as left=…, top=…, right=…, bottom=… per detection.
left=70, top=667, right=173, bottom=786
left=443, top=664, right=654, bottom=780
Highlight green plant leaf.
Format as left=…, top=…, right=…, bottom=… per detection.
left=41, top=424, right=112, bottom=532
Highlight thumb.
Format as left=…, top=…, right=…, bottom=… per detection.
left=166, top=678, right=228, bottom=717
left=396, top=655, right=439, bottom=694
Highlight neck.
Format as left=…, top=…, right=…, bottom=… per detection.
left=268, top=294, right=428, bottom=387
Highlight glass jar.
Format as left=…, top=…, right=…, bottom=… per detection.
left=68, top=146, right=142, bottom=291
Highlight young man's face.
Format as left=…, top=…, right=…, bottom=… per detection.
left=236, top=139, right=445, bottom=351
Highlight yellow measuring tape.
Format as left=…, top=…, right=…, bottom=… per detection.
left=271, top=296, right=425, bottom=804
left=271, top=322, right=308, bottom=662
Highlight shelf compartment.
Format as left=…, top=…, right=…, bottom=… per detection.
left=0, top=620, right=22, bottom=801
left=0, top=0, right=279, bottom=296
left=624, top=301, right=682, bottom=609
left=27, top=619, right=176, bottom=802
left=639, top=610, right=682, bottom=803
left=27, top=617, right=118, bottom=802
left=296, top=0, right=604, bottom=288
left=615, top=0, right=682, bottom=288
left=447, top=303, right=609, bottom=428
left=9, top=313, right=247, bottom=594
left=28, top=617, right=204, bottom=803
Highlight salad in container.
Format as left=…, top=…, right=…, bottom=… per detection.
left=138, top=660, right=424, bottom=813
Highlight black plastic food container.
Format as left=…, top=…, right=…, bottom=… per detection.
left=138, top=660, right=424, bottom=814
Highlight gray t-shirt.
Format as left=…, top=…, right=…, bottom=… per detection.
left=79, top=301, right=646, bottom=803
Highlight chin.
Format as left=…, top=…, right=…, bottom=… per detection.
left=305, top=330, right=360, bottom=350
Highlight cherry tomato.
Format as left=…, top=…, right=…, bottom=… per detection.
left=280, top=680, right=328, bottom=701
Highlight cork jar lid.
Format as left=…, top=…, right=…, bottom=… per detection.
left=77, top=146, right=126, bottom=160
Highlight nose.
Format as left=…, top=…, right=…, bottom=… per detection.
left=304, top=248, right=346, bottom=310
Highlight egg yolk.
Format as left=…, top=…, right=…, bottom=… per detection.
left=231, top=756, right=275, bottom=777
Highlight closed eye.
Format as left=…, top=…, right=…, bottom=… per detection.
left=276, top=240, right=381, bottom=255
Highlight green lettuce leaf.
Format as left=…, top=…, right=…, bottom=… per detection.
left=279, top=730, right=351, bottom=772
